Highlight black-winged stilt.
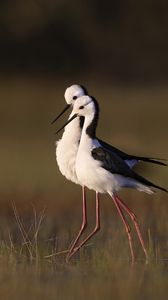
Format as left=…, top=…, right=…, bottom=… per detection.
left=55, top=95, right=167, bottom=264
left=51, top=85, right=88, bottom=261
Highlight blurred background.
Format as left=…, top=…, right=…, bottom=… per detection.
left=0, top=0, right=168, bottom=232
left=0, top=1, right=168, bottom=298
left=0, top=0, right=167, bottom=196
left=1, top=0, right=168, bottom=80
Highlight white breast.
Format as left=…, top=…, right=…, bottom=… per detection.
left=75, top=137, right=120, bottom=193
left=56, top=115, right=81, bottom=185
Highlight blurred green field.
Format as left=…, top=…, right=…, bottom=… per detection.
left=0, top=75, right=167, bottom=191
left=0, top=76, right=168, bottom=299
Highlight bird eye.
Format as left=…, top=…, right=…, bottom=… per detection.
left=79, top=106, right=84, bottom=109
left=73, top=96, right=77, bottom=100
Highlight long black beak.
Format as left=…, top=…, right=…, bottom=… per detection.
left=55, top=113, right=78, bottom=134
left=51, top=104, right=70, bottom=125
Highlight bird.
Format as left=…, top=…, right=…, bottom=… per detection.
left=52, top=85, right=87, bottom=185
left=51, top=84, right=166, bottom=260
left=52, top=84, right=167, bottom=262
left=51, top=85, right=89, bottom=262
left=55, top=95, right=167, bottom=264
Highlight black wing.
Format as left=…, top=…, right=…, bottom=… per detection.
left=98, top=138, right=167, bottom=166
left=92, top=147, right=167, bottom=192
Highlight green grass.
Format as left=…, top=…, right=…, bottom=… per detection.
left=0, top=76, right=168, bottom=299
left=0, top=193, right=167, bottom=300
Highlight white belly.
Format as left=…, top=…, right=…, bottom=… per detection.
left=55, top=114, right=82, bottom=185
left=76, top=153, right=120, bottom=193
left=56, top=138, right=79, bottom=184
left=76, top=153, right=151, bottom=194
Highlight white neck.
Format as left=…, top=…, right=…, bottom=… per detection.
left=61, top=111, right=82, bottom=142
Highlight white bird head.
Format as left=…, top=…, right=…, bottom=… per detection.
left=72, top=95, right=97, bottom=117
left=55, top=96, right=99, bottom=134
left=64, top=84, right=87, bottom=105
left=51, top=84, right=88, bottom=125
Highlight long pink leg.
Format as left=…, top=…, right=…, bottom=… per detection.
left=112, top=194, right=135, bottom=265
left=115, top=194, right=148, bottom=262
left=68, top=192, right=100, bottom=261
left=66, top=186, right=87, bottom=263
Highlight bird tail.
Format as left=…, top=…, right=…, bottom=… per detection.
left=136, top=182, right=167, bottom=194
left=148, top=182, right=168, bottom=193
left=134, top=156, right=167, bottom=166
left=128, top=164, right=167, bottom=194
left=134, top=172, right=168, bottom=193
left=136, top=184, right=154, bottom=194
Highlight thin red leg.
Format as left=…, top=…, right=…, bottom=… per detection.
left=66, top=186, right=87, bottom=262
left=115, top=194, right=148, bottom=262
left=112, top=194, right=135, bottom=265
left=68, top=192, right=100, bottom=261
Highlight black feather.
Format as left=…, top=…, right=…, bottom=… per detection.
left=98, top=139, right=167, bottom=167
left=86, top=97, right=99, bottom=138
left=79, top=116, right=84, bottom=129
left=92, top=147, right=167, bottom=193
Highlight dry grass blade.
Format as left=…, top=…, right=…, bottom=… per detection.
left=11, top=200, right=33, bottom=261
left=44, top=242, right=93, bottom=259
left=31, top=204, right=46, bottom=260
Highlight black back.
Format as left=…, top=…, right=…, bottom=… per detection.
left=92, top=147, right=167, bottom=192
left=98, top=139, right=167, bottom=166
